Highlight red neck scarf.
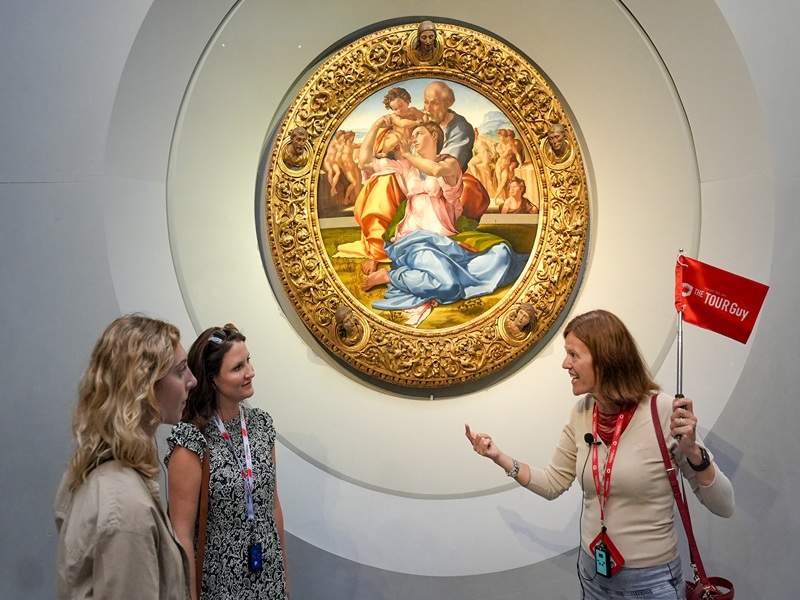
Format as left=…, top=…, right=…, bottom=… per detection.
left=595, top=402, right=636, bottom=445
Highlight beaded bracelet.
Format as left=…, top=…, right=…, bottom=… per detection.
left=506, top=458, right=520, bottom=479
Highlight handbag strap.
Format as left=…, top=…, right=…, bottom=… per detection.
left=195, top=446, right=211, bottom=593
left=649, top=395, right=709, bottom=583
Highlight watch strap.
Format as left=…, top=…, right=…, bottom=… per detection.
left=687, top=446, right=711, bottom=471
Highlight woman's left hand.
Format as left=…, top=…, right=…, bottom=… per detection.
left=671, top=396, right=699, bottom=453
left=671, top=396, right=718, bottom=485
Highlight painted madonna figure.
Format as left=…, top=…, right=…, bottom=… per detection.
left=361, top=121, right=526, bottom=327
left=335, top=81, right=489, bottom=274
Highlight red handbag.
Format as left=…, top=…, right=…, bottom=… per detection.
left=650, top=395, right=734, bottom=599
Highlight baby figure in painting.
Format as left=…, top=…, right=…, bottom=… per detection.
left=374, top=87, right=426, bottom=160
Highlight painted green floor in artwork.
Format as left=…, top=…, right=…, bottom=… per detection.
left=319, top=225, right=536, bottom=329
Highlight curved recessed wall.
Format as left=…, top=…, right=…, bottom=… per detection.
left=102, top=0, right=772, bottom=578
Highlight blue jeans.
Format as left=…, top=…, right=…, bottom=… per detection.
left=578, top=549, right=684, bottom=599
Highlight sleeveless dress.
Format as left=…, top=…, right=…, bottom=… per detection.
left=166, top=406, right=286, bottom=599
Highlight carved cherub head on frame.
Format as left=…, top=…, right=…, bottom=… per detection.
left=506, top=302, right=537, bottom=338
left=334, top=304, right=361, bottom=343
left=417, top=21, right=437, bottom=56
left=282, top=125, right=309, bottom=169
left=407, top=20, right=442, bottom=65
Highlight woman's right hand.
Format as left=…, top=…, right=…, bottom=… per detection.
left=465, top=424, right=500, bottom=460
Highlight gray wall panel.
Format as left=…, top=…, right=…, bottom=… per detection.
left=0, top=185, right=120, bottom=598
left=687, top=175, right=800, bottom=599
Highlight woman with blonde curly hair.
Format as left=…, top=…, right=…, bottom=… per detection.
left=54, top=314, right=197, bottom=600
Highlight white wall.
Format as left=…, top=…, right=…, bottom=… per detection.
left=0, top=1, right=797, bottom=598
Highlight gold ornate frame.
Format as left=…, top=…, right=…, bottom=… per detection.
left=263, top=21, right=589, bottom=389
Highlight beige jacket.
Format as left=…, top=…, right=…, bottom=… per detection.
left=54, top=460, right=190, bottom=600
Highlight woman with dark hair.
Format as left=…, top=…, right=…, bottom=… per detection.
left=466, top=309, right=734, bottom=599
left=166, top=324, right=287, bottom=600
left=55, top=314, right=196, bottom=599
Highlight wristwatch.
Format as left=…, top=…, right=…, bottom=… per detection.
left=687, top=446, right=711, bottom=472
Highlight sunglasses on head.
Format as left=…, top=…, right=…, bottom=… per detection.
left=207, top=325, right=239, bottom=346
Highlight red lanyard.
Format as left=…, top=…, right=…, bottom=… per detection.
left=591, top=403, right=634, bottom=528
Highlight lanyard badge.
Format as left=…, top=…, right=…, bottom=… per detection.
left=588, top=404, right=633, bottom=577
left=213, top=407, right=263, bottom=572
left=590, top=531, right=624, bottom=578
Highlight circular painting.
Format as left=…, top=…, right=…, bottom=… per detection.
left=263, top=20, right=589, bottom=389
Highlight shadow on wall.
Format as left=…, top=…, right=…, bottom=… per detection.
left=702, top=428, right=776, bottom=518
left=496, top=497, right=581, bottom=555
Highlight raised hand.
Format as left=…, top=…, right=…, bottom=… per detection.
left=465, top=423, right=500, bottom=460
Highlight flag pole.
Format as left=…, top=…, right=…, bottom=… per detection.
left=676, top=249, right=684, bottom=399
left=676, top=310, right=683, bottom=397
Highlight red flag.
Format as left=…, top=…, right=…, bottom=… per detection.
left=675, top=255, right=768, bottom=343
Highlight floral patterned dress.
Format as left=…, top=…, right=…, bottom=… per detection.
left=166, top=406, right=286, bottom=599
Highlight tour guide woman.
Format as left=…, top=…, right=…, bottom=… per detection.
left=466, top=309, right=734, bottom=599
